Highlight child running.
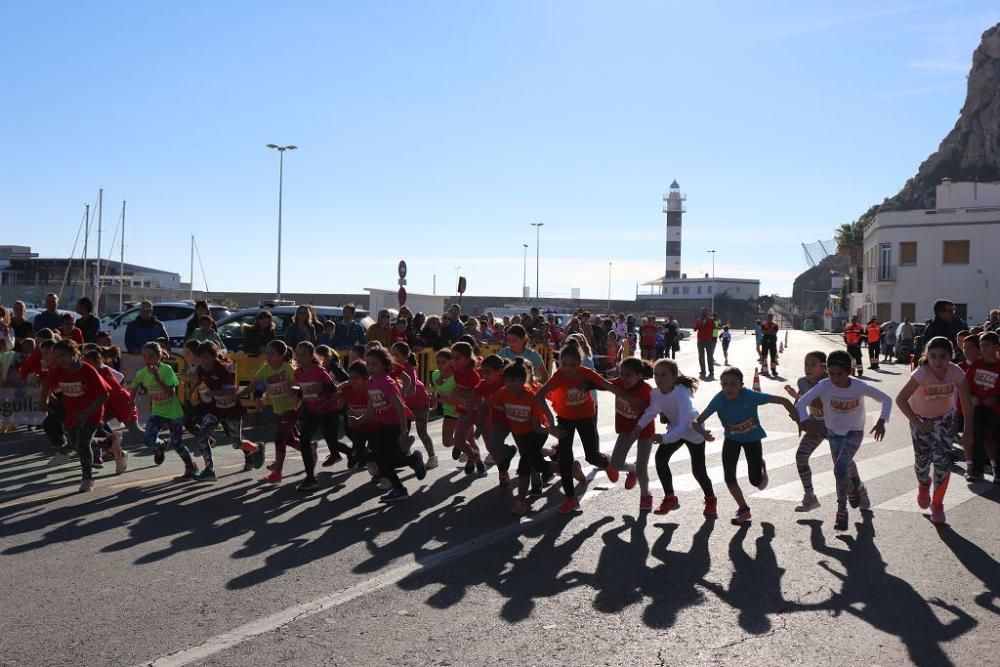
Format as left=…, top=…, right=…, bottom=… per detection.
left=607, top=358, right=656, bottom=511
left=796, top=350, right=892, bottom=531
left=132, top=341, right=200, bottom=478
left=695, top=367, right=798, bottom=526
left=437, top=341, right=487, bottom=477
left=390, top=342, right=438, bottom=469
left=358, top=346, right=426, bottom=503
left=192, top=341, right=264, bottom=481
left=294, top=341, right=352, bottom=491
left=430, top=349, right=460, bottom=462
left=634, top=359, right=717, bottom=516
left=963, top=331, right=1000, bottom=483
left=44, top=340, right=110, bottom=492
left=784, top=350, right=861, bottom=512
left=487, top=358, right=556, bottom=515
left=474, top=354, right=516, bottom=483
left=895, top=336, right=975, bottom=523
left=535, top=339, right=644, bottom=513
left=342, top=360, right=378, bottom=469
left=82, top=346, right=132, bottom=475
left=255, top=340, right=301, bottom=484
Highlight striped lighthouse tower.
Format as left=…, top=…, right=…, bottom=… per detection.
left=662, top=179, right=686, bottom=279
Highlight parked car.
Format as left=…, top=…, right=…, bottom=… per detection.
left=105, top=301, right=232, bottom=350
left=215, top=305, right=373, bottom=352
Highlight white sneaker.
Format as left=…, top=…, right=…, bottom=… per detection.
left=794, top=493, right=820, bottom=512
left=79, top=479, right=95, bottom=492
left=115, top=453, right=128, bottom=475
left=425, top=455, right=439, bottom=470
left=47, top=451, right=70, bottom=467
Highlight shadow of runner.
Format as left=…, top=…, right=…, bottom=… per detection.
left=935, top=525, right=1000, bottom=616
left=798, top=512, right=978, bottom=667
left=642, top=517, right=715, bottom=629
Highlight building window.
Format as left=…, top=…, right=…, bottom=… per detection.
left=876, top=302, right=891, bottom=323
left=736, top=286, right=740, bottom=292
left=899, top=242, right=917, bottom=265
left=682, top=286, right=689, bottom=295
left=901, top=303, right=915, bottom=322
left=697, top=286, right=702, bottom=294
left=707, top=286, right=713, bottom=294
left=943, top=240, right=970, bottom=264
left=672, top=286, right=679, bottom=295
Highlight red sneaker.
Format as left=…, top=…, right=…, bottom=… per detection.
left=558, top=497, right=581, bottom=514
left=624, top=471, right=637, bottom=490
left=262, top=470, right=282, bottom=484
left=654, top=494, right=679, bottom=515
left=916, top=483, right=930, bottom=509
left=704, top=495, right=718, bottom=517
left=604, top=463, right=620, bottom=484
left=639, top=494, right=653, bottom=512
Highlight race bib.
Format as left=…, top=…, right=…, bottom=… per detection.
left=566, top=388, right=588, bottom=406
left=267, top=376, right=291, bottom=397
left=368, top=388, right=388, bottom=410
left=150, top=389, right=172, bottom=403
left=212, top=390, right=237, bottom=409
left=974, top=369, right=999, bottom=391
left=615, top=396, right=639, bottom=419
left=730, top=417, right=757, bottom=434
left=58, top=381, right=85, bottom=398
left=300, top=381, right=321, bottom=401
left=808, top=405, right=824, bottom=419
left=924, top=383, right=955, bottom=401
left=504, top=403, right=531, bottom=423
left=830, top=397, right=861, bottom=413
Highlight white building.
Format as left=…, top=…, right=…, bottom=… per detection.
left=855, top=179, right=1000, bottom=324
left=642, top=275, right=760, bottom=302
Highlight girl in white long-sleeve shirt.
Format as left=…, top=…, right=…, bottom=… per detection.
left=632, top=359, right=717, bottom=517
left=797, top=350, right=892, bottom=531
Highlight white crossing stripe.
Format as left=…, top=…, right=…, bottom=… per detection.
left=873, top=474, right=985, bottom=513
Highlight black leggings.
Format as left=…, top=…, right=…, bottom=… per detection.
left=372, top=423, right=412, bottom=491
left=656, top=439, right=714, bottom=496
left=513, top=431, right=551, bottom=476
left=761, top=339, right=778, bottom=366
left=299, top=408, right=350, bottom=479
left=722, top=438, right=763, bottom=486
left=557, top=415, right=607, bottom=498
left=972, top=405, right=1000, bottom=476
left=347, top=428, right=375, bottom=467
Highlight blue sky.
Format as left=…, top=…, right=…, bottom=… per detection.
left=1, top=1, right=997, bottom=302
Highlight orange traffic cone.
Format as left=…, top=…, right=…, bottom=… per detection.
left=752, top=367, right=762, bottom=392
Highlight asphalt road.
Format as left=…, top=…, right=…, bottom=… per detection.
left=1, top=331, right=997, bottom=667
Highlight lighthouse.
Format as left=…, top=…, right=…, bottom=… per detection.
left=662, top=180, right=685, bottom=279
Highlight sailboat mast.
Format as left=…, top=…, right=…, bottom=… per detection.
left=95, top=188, right=103, bottom=312
left=119, top=200, right=126, bottom=312
left=82, top=204, right=90, bottom=295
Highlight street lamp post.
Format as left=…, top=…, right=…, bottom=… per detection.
left=531, top=222, right=544, bottom=301
left=607, top=262, right=612, bottom=314
left=707, top=249, right=716, bottom=314
left=266, top=143, right=298, bottom=301
left=522, top=243, right=528, bottom=302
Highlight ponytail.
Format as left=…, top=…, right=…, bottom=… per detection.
left=391, top=341, right=417, bottom=367
left=266, top=339, right=293, bottom=363
left=502, top=356, right=528, bottom=382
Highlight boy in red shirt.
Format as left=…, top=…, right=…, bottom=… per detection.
left=640, top=316, right=658, bottom=361
left=964, top=331, right=1000, bottom=482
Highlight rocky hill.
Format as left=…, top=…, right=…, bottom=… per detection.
left=874, top=22, right=1000, bottom=215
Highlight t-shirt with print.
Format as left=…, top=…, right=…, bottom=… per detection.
left=640, top=324, right=657, bottom=348
left=45, top=363, right=110, bottom=427
left=487, top=386, right=546, bottom=436
left=133, top=363, right=185, bottom=421
left=294, top=364, right=340, bottom=415
left=342, top=382, right=378, bottom=432
left=255, top=362, right=298, bottom=415
left=546, top=366, right=603, bottom=420
left=431, top=370, right=458, bottom=419
left=367, top=372, right=404, bottom=425
left=197, top=363, right=245, bottom=419
left=703, top=388, right=770, bottom=442
left=796, top=376, right=825, bottom=422
left=908, top=363, right=965, bottom=419
left=613, top=377, right=654, bottom=438
left=966, top=360, right=1000, bottom=416
left=453, top=366, right=482, bottom=415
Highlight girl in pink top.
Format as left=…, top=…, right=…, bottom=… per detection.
left=895, top=336, right=975, bottom=524
left=391, top=342, right=437, bottom=469
left=357, top=347, right=426, bottom=503
left=294, top=342, right=352, bottom=493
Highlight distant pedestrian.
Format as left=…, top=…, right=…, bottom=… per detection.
left=694, top=308, right=716, bottom=379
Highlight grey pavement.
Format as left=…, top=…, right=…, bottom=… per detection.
left=1, top=331, right=998, bottom=667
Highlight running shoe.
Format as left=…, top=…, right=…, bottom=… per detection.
left=425, top=455, right=439, bottom=470
left=929, top=503, right=945, bottom=524
left=624, top=471, right=637, bottom=490
left=379, top=487, right=409, bottom=503
left=557, top=497, right=581, bottom=514
left=834, top=510, right=848, bottom=531
left=916, top=483, right=931, bottom=509
left=847, top=491, right=860, bottom=508
left=475, top=459, right=488, bottom=478
left=153, top=446, right=165, bottom=466
left=511, top=498, right=528, bottom=516
left=193, top=468, right=217, bottom=482
left=965, top=470, right=984, bottom=482
left=262, top=470, right=282, bottom=484
left=79, top=479, right=95, bottom=493
left=321, top=453, right=341, bottom=468
left=464, top=459, right=475, bottom=476
left=410, top=451, right=427, bottom=481
left=175, top=464, right=198, bottom=481
left=115, top=453, right=128, bottom=476
left=757, top=461, right=769, bottom=490
left=297, top=477, right=319, bottom=493
left=795, top=493, right=820, bottom=512
left=498, top=471, right=510, bottom=487
left=639, top=494, right=653, bottom=512
left=252, top=442, right=266, bottom=469
left=703, top=495, right=718, bottom=518
left=731, top=507, right=752, bottom=526
left=451, top=446, right=461, bottom=461
left=604, top=463, right=620, bottom=484
left=654, top=495, right=679, bottom=515
left=242, top=458, right=254, bottom=472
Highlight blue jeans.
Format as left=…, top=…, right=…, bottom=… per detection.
left=828, top=431, right=864, bottom=512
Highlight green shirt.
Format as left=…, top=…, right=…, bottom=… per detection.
left=431, top=369, right=458, bottom=418
left=255, top=362, right=299, bottom=415
left=190, top=328, right=226, bottom=350
left=133, top=363, right=184, bottom=420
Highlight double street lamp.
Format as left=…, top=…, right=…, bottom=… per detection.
left=531, top=222, right=544, bottom=301
left=266, top=143, right=297, bottom=301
